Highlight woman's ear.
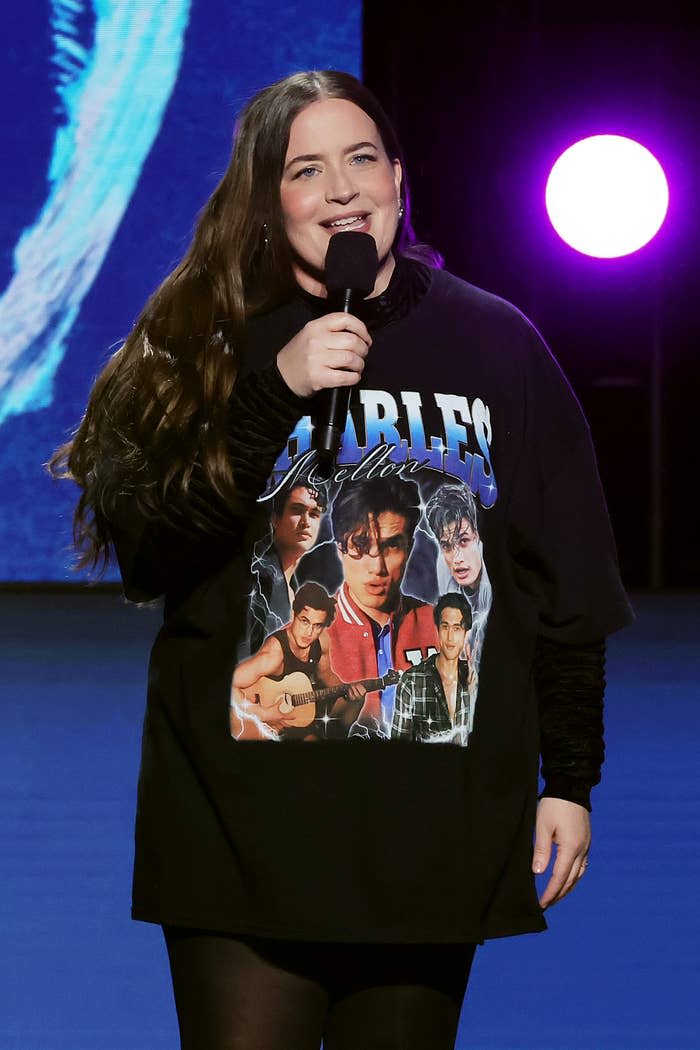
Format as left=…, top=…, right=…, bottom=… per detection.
left=393, top=158, right=403, bottom=199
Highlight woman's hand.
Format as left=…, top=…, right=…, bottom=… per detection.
left=532, top=797, right=591, bottom=908
left=276, top=313, right=371, bottom=398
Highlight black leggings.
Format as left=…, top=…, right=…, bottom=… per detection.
left=163, top=925, right=477, bottom=1050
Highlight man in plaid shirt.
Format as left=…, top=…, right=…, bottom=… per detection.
left=392, top=593, right=473, bottom=746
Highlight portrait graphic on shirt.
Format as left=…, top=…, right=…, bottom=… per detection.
left=230, top=387, right=495, bottom=746
left=230, top=580, right=383, bottom=742
left=392, top=592, right=474, bottom=746
left=243, top=479, right=330, bottom=657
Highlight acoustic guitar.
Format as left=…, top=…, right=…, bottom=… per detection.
left=242, top=669, right=401, bottom=728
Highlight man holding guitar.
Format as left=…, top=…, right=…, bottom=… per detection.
left=230, top=581, right=373, bottom=741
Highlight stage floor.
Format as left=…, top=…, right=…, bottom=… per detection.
left=1, top=589, right=698, bottom=1049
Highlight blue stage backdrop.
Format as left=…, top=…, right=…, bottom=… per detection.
left=0, top=0, right=361, bottom=581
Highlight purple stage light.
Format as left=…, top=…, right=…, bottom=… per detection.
left=545, top=135, right=669, bottom=258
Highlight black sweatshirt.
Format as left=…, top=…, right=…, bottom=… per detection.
left=114, top=256, right=632, bottom=943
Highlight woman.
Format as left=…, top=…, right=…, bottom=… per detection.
left=51, top=70, right=632, bottom=1049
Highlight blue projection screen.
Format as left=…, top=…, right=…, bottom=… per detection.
left=0, top=0, right=361, bottom=581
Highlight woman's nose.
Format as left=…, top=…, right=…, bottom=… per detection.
left=325, top=167, right=358, bottom=204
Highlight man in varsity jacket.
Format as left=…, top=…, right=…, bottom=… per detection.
left=326, top=476, right=438, bottom=739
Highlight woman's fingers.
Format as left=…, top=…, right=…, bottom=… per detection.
left=276, top=313, right=371, bottom=397
left=534, top=798, right=591, bottom=909
left=277, top=315, right=371, bottom=396
left=323, top=312, right=372, bottom=347
left=555, top=852, right=587, bottom=904
left=322, top=347, right=367, bottom=373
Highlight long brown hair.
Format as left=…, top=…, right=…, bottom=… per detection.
left=49, top=69, right=429, bottom=571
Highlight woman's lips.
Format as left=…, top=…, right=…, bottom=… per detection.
left=322, top=214, right=370, bottom=232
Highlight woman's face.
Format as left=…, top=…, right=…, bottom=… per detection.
left=280, top=98, right=402, bottom=297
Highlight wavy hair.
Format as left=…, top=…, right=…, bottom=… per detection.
left=48, top=69, right=438, bottom=572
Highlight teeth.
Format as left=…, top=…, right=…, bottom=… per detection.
left=330, top=216, right=365, bottom=227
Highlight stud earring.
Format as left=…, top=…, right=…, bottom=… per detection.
left=262, top=223, right=269, bottom=247
left=397, top=199, right=404, bottom=220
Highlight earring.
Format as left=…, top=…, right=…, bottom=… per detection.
left=262, top=222, right=269, bottom=247
left=397, top=198, right=404, bottom=220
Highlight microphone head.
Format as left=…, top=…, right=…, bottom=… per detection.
left=324, top=231, right=379, bottom=295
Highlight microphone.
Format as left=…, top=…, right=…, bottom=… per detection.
left=313, top=231, right=379, bottom=478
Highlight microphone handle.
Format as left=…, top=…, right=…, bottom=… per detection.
left=314, top=386, right=352, bottom=458
left=314, top=289, right=361, bottom=477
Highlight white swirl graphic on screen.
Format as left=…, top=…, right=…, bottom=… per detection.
left=0, top=0, right=191, bottom=425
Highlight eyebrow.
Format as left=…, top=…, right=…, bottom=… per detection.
left=288, top=498, right=322, bottom=510
left=283, top=141, right=379, bottom=174
left=440, top=525, right=474, bottom=541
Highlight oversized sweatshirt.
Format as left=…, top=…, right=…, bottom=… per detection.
left=113, top=255, right=632, bottom=943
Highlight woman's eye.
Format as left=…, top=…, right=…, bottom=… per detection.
left=295, top=166, right=319, bottom=179
left=351, top=153, right=376, bottom=165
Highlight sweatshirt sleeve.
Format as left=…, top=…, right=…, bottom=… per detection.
left=504, top=320, right=632, bottom=809
left=534, top=635, right=606, bottom=812
left=508, top=320, right=634, bottom=644
left=108, top=361, right=308, bottom=603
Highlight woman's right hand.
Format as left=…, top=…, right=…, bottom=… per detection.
left=276, top=313, right=371, bottom=399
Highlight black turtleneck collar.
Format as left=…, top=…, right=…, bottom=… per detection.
left=294, top=253, right=433, bottom=333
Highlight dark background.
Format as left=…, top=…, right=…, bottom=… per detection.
left=364, top=2, right=699, bottom=587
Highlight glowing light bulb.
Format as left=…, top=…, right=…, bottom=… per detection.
left=545, top=135, right=669, bottom=258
